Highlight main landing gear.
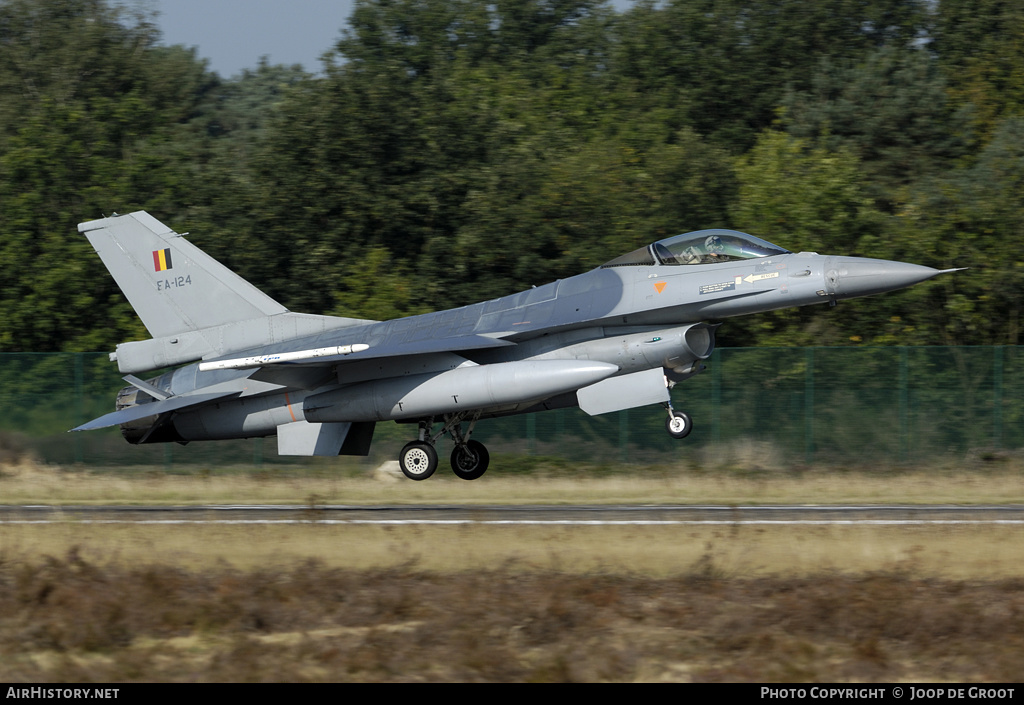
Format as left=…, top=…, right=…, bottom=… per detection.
left=397, top=400, right=692, bottom=480
left=398, top=411, right=490, bottom=481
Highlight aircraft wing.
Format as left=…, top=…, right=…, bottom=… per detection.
left=199, top=333, right=517, bottom=372
left=70, top=390, right=241, bottom=432
left=339, top=333, right=517, bottom=362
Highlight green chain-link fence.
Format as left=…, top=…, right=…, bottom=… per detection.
left=1, top=347, right=1018, bottom=468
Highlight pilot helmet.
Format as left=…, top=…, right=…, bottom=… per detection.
left=704, top=234, right=725, bottom=254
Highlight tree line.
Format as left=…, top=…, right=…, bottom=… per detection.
left=0, top=0, right=1020, bottom=353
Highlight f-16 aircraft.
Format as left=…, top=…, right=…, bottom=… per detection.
left=72, top=212, right=957, bottom=480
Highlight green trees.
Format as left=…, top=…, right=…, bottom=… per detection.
left=783, top=45, right=972, bottom=212
left=1, top=0, right=1021, bottom=352
left=936, top=0, right=1024, bottom=143
left=612, top=0, right=931, bottom=150
left=0, top=0, right=216, bottom=350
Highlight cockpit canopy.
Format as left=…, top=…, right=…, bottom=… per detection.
left=602, top=229, right=791, bottom=268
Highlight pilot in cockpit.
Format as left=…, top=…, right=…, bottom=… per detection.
left=680, top=235, right=727, bottom=264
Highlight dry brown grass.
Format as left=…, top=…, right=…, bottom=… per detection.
left=4, top=460, right=1024, bottom=505
left=3, top=523, right=1024, bottom=579
left=2, top=549, right=1023, bottom=682
left=4, top=458, right=1024, bottom=681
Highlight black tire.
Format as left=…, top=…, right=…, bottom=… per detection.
left=399, top=441, right=438, bottom=480
left=665, top=411, right=693, bottom=440
left=450, top=439, right=490, bottom=480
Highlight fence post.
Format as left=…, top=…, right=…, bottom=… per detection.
left=994, top=345, right=1003, bottom=450
left=254, top=437, right=264, bottom=468
left=619, top=410, right=629, bottom=463
left=899, top=346, right=908, bottom=463
left=74, top=353, right=84, bottom=465
left=805, top=347, right=814, bottom=463
left=712, top=350, right=721, bottom=444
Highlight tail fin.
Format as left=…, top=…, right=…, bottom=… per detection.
left=79, top=211, right=287, bottom=339
left=81, top=211, right=371, bottom=375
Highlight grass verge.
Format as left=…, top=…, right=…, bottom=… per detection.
left=3, top=458, right=1024, bottom=505
left=2, top=548, right=1023, bottom=682
left=4, top=457, right=1023, bottom=681
left=3, top=522, right=1023, bottom=578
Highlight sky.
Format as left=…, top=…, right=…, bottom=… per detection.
left=155, top=0, right=634, bottom=78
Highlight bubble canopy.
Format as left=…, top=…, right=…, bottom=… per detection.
left=602, top=229, right=791, bottom=268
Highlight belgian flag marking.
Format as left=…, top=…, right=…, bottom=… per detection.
left=152, top=248, right=173, bottom=272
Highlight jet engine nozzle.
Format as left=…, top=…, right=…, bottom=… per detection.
left=113, top=383, right=185, bottom=444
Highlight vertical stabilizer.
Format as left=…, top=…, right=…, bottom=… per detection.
left=79, top=212, right=288, bottom=339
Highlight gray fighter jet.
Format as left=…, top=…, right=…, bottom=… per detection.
left=72, top=212, right=957, bottom=479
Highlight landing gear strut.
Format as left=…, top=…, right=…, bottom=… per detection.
left=398, top=412, right=490, bottom=481
left=663, top=402, right=693, bottom=440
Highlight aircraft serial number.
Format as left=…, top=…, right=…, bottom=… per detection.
left=157, top=275, right=192, bottom=291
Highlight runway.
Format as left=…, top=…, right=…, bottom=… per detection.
left=4, top=504, right=1024, bottom=525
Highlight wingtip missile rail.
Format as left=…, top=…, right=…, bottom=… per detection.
left=198, top=344, right=370, bottom=372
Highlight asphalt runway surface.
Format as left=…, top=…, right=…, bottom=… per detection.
left=3, top=504, right=1024, bottom=525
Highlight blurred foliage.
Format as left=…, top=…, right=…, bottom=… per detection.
left=782, top=44, right=973, bottom=213
left=0, top=0, right=1022, bottom=351
left=935, top=0, right=1024, bottom=144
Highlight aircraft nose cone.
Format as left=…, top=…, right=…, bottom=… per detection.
left=826, top=256, right=956, bottom=299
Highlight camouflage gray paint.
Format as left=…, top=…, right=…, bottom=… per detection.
left=73, top=214, right=957, bottom=480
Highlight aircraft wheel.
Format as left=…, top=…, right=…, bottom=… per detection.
left=399, top=441, right=438, bottom=480
left=450, top=440, right=489, bottom=481
left=666, top=411, right=693, bottom=440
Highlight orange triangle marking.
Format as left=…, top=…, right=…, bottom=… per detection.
left=654, top=282, right=667, bottom=294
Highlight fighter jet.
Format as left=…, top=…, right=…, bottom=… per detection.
left=72, top=212, right=957, bottom=480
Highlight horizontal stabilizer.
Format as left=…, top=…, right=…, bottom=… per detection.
left=71, top=390, right=239, bottom=432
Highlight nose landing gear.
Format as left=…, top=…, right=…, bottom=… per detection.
left=663, top=402, right=693, bottom=439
